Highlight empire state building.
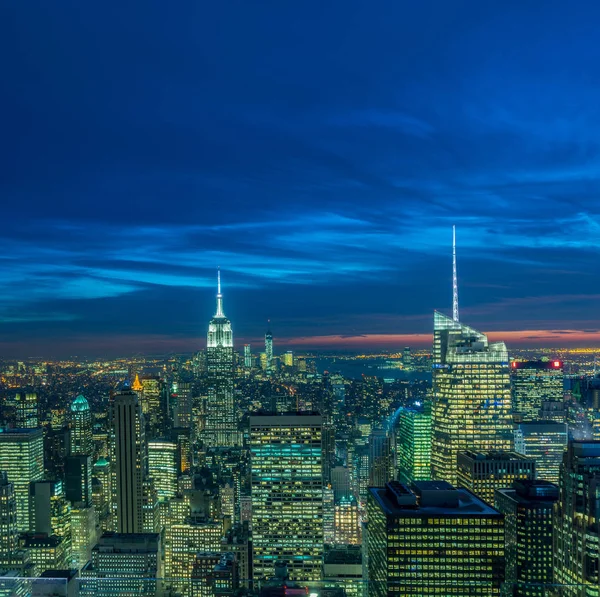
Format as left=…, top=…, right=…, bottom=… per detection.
left=205, top=270, right=239, bottom=447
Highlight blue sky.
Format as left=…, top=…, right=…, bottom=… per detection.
left=3, top=0, right=600, bottom=357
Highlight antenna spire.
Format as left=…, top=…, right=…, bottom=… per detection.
left=215, top=267, right=224, bottom=317
left=452, top=225, right=459, bottom=322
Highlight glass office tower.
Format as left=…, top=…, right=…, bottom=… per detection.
left=431, top=311, right=513, bottom=485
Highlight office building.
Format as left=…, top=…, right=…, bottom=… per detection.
left=65, top=455, right=93, bottom=507
left=14, top=392, right=38, bottom=429
left=191, top=552, right=238, bottom=597
left=22, top=534, right=69, bottom=571
left=0, top=428, right=44, bottom=531
left=30, top=480, right=72, bottom=561
left=395, top=404, right=431, bottom=485
left=456, top=451, right=535, bottom=505
left=322, top=546, right=363, bottom=597
left=164, top=521, right=222, bottom=595
left=402, top=347, right=413, bottom=371
left=243, top=344, right=252, bottom=369
left=511, top=360, right=563, bottom=421
left=92, top=458, right=112, bottom=530
left=333, top=496, right=361, bottom=545
left=514, top=421, right=568, bottom=483
left=113, top=389, right=146, bottom=534
left=265, top=326, right=273, bottom=373
left=172, top=381, right=193, bottom=430
left=367, top=480, right=505, bottom=596
left=205, top=270, right=238, bottom=448
left=283, top=350, right=293, bottom=367
left=250, top=413, right=324, bottom=581
left=69, top=395, right=93, bottom=457
left=140, top=376, right=167, bottom=438
left=554, top=442, right=600, bottom=594
left=368, top=430, right=394, bottom=488
left=0, top=473, right=19, bottom=570
left=495, top=480, right=558, bottom=596
left=70, top=505, right=98, bottom=570
left=431, top=311, right=513, bottom=485
left=80, top=532, right=161, bottom=597
left=148, top=440, right=177, bottom=500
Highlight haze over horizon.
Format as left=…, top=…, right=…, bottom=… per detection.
left=4, top=1, right=600, bottom=358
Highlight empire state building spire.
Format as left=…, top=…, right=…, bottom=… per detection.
left=215, top=267, right=224, bottom=317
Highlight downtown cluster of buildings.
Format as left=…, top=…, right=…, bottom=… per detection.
left=2, top=265, right=600, bottom=596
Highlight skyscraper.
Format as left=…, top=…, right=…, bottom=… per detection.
left=554, top=442, right=600, bottom=594
left=0, top=472, right=19, bottom=570
left=367, top=480, right=505, bottom=596
left=14, top=392, right=38, bottom=428
left=456, top=450, right=535, bottom=505
left=265, top=325, right=273, bottom=374
left=70, top=394, right=93, bottom=456
left=148, top=439, right=177, bottom=500
left=205, top=270, right=238, bottom=448
left=243, top=344, right=252, bottom=369
left=431, top=231, right=513, bottom=484
left=511, top=360, right=564, bottom=421
left=495, top=480, right=558, bottom=597
left=431, top=312, right=513, bottom=484
left=113, top=389, right=147, bottom=534
left=395, top=404, right=431, bottom=485
left=250, top=413, right=324, bottom=581
left=0, top=428, right=44, bottom=531
left=514, top=421, right=568, bottom=483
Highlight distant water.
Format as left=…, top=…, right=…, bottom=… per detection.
left=315, top=357, right=431, bottom=382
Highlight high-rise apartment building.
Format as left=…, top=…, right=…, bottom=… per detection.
left=395, top=404, right=431, bottom=485
left=70, top=394, right=93, bottom=456
left=113, top=389, right=147, bottom=534
left=554, top=442, right=600, bottom=594
left=0, top=428, right=44, bottom=531
left=367, top=480, right=505, bottom=596
left=250, top=413, right=324, bottom=581
left=511, top=360, right=564, bottom=421
left=205, top=271, right=238, bottom=448
left=514, top=421, right=568, bottom=483
left=431, top=311, right=513, bottom=485
left=456, top=451, right=535, bottom=505
left=495, top=480, right=558, bottom=596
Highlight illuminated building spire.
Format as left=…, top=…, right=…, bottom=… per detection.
left=452, top=225, right=459, bottom=322
left=216, top=267, right=224, bottom=317
left=132, top=373, right=143, bottom=392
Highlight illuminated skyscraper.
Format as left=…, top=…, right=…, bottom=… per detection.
left=148, top=439, right=177, bottom=500
left=0, top=428, right=44, bottom=531
left=265, top=325, right=273, bottom=374
left=0, top=473, right=19, bottom=569
left=250, top=413, right=324, bottom=581
left=456, top=450, right=535, bottom=505
left=140, top=376, right=168, bottom=437
left=70, top=394, right=93, bottom=456
left=396, top=404, right=431, bottom=485
left=554, top=442, right=600, bottom=594
left=514, top=421, right=568, bottom=483
left=431, top=312, right=513, bottom=485
left=113, top=389, right=147, bottom=533
left=283, top=350, right=293, bottom=367
left=14, top=392, right=38, bottom=428
left=511, top=360, right=564, bottom=421
left=495, top=480, right=558, bottom=597
left=205, top=270, right=238, bottom=448
left=243, top=344, right=252, bottom=369
left=367, top=481, right=505, bottom=596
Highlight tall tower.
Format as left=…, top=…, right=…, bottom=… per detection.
left=70, top=394, right=93, bottom=456
left=0, top=428, right=44, bottom=531
left=431, top=231, right=513, bottom=485
left=205, top=269, right=238, bottom=448
left=250, top=413, right=324, bottom=581
left=265, top=323, right=273, bottom=374
left=113, top=389, right=147, bottom=533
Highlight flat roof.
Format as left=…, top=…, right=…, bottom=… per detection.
left=369, top=485, right=501, bottom=518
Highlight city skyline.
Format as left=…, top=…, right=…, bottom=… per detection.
left=4, top=2, right=600, bottom=357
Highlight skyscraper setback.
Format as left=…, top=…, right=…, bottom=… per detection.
left=205, top=270, right=238, bottom=448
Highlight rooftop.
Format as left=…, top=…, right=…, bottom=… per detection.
left=370, top=481, right=501, bottom=518
left=71, top=394, right=89, bottom=412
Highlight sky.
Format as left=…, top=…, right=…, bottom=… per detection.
left=3, top=0, right=600, bottom=358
